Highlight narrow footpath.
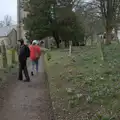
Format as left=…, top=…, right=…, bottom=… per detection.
left=0, top=63, right=54, bottom=120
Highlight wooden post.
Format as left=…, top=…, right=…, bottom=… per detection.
left=1, top=41, right=7, bottom=68
left=68, top=41, right=72, bottom=56
left=97, top=36, right=104, bottom=61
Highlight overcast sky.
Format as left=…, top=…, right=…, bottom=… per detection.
left=0, top=0, right=17, bottom=23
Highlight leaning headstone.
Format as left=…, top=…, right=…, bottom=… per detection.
left=15, top=51, right=18, bottom=62
left=6, top=50, right=12, bottom=66
left=11, top=49, right=15, bottom=64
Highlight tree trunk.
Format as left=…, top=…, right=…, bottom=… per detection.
left=72, top=42, right=75, bottom=46
left=64, top=40, right=67, bottom=47
left=72, top=39, right=79, bottom=46
left=52, top=31, right=60, bottom=48
left=76, top=42, right=79, bottom=46
left=91, top=35, right=94, bottom=45
left=61, top=41, right=65, bottom=48
left=105, top=27, right=112, bottom=44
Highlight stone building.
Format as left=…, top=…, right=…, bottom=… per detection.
left=0, top=25, right=17, bottom=48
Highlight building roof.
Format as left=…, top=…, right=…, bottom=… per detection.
left=0, top=25, right=17, bottom=37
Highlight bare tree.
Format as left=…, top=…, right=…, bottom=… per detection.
left=75, top=1, right=104, bottom=44
left=3, top=15, right=12, bottom=26
left=95, top=0, right=120, bottom=44
left=0, top=15, right=12, bottom=27
left=0, top=21, right=4, bottom=27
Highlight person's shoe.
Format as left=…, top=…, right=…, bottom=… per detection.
left=24, top=79, right=30, bottom=82
left=18, top=78, right=23, bottom=81
left=31, top=71, right=34, bottom=76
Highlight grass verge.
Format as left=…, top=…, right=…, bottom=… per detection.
left=48, top=44, right=120, bottom=120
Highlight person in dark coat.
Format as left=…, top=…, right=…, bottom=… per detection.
left=18, top=39, right=30, bottom=82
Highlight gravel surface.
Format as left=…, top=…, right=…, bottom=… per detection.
left=0, top=63, right=54, bottom=120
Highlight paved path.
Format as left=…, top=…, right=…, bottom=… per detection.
left=0, top=61, right=54, bottom=120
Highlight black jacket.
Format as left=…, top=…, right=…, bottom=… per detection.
left=19, top=44, right=30, bottom=62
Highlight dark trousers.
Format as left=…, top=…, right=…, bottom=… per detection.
left=18, top=60, right=30, bottom=80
